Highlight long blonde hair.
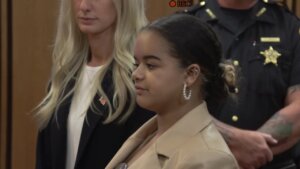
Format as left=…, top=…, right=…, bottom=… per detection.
left=35, top=0, right=148, bottom=129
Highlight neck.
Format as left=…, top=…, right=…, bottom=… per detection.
left=87, top=27, right=115, bottom=66
left=217, top=0, right=258, bottom=9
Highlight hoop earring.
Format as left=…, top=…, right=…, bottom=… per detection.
left=183, top=83, right=192, bottom=100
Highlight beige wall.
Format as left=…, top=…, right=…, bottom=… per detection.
left=0, top=0, right=300, bottom=169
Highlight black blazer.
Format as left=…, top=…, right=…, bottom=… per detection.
left=36, top=70, right=154, bottom=169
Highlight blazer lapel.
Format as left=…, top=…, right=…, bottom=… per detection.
left=51, top=79, right=75, bottom=168
left=105, top=117, right=158, bottom=169
left=107, top=103, right=211, bottom=169
left=128, top=146, right=162, bottom=169
left=105, top=137, right=143, bottom=169
left=155, top=102, right=212, bottom=159
left=74, top=93, right=106, bottom=166
left=75, top=69, right=114, bottom=166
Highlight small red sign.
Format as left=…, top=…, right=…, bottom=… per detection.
left=169, top=0, right=193, bottom=7
left=169, top=0, right=177, bottom=7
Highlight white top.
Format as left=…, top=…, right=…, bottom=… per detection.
left=66, top=65, right=102, bottom=169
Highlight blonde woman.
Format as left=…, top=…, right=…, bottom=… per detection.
left=35, top=0, right=152, bottom=169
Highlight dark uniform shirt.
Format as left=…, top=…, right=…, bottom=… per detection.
left=185, top=0, right=300, bottom=168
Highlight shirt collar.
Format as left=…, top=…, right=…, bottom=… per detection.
left=202, top=0, right=276, bottom=25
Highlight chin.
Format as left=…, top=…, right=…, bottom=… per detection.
left=79, top=28, right=97, bottom=34
left=78, top=25, right=97, bottom=34
left=137, top=99, right=156, bottom=112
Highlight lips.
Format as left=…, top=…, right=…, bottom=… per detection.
left=135, top=85, right=147, bottom=95
left=79, top=17, right=96, bottom=20
left=78, top=17, right=97, bottom=24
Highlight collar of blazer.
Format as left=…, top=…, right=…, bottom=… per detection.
left=75, top=65, right=115, bottom=165
left=106, top=102, right=212, bottom=169
left=154, top=102, right=212, bottom=158
left=51, top=64, right=115, bottom=167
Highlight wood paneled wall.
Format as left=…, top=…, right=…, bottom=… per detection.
left=1, top=0, right=58, bottom=168
left=11, top=0, right=58, bottom=168
left=1, top=0, right=8, bottom=168
left=146, top=0, right=185, bottom=21
left=0, top=0, right=300, bottom=169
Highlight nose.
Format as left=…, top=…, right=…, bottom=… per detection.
left=132, top=64, right=144, bottom=82
left=79, top=0, right=91, bottom=13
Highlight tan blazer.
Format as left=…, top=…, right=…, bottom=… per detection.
left=106, top=103, right=239, bottom=169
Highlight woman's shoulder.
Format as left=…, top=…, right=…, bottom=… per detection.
left=173, top=123, right=239, bottom=168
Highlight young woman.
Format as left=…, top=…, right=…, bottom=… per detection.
left=106, top=14, right=239, bottom=169
left=35, top=0, right=153, bottom=168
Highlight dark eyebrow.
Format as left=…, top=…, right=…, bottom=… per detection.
left=134, top=55, right=161, bottom=61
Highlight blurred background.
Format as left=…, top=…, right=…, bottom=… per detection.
left=0, top=0, right=299, bottom=169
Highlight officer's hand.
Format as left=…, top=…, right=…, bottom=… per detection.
left=227, top=128, right=277, bottom=169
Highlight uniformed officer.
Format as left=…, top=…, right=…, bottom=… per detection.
left=184, top=0, right=300, bottom=168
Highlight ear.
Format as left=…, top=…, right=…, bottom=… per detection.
left=184, top=64, right=201, bottom=87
